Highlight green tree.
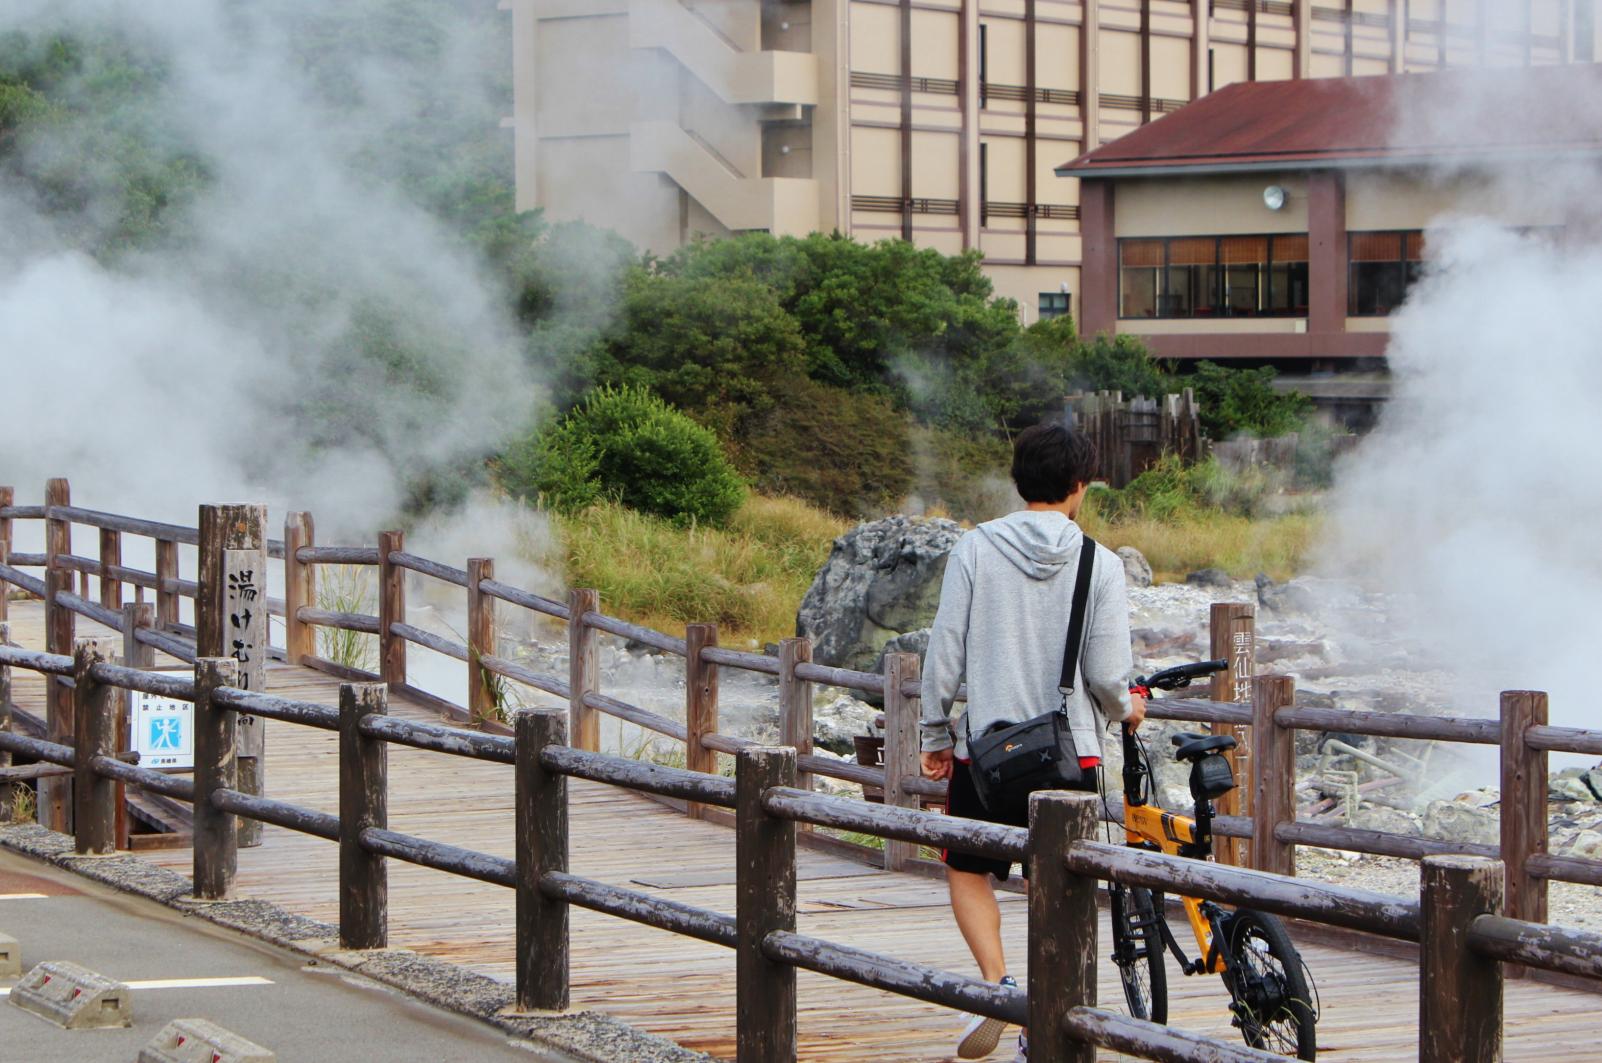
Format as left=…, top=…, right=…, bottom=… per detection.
left=1067, top=331, right=1173, bottom=398
left=1183, top=361, right=1312, bottom=439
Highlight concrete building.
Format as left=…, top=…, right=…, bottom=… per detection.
left=506, top=1, right=1594, bottom=319
left=1058, top=63, right=1602, bottom=405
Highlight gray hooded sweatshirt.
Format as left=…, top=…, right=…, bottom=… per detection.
left=920, top=510, right=1135, bottom=759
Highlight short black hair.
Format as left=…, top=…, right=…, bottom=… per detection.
left=1011, top=422, right=1097, bottom=504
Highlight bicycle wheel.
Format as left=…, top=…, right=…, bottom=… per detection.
left=1223, top=909, right=1317, bottom=1060
left=1109, top=884, right=1168, bottom=1024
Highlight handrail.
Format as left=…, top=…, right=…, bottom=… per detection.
left=211, top=687, right=340, bottom=730
left=44, top=505, right=199, bottom=545
left=763, top=785, right=1026, bottom=862
left=478, top=653, right=569, bottom=700
left=297, top=546, right=381, bottom=566
left=540, top=744, right=737, bottom=807
left=580, top=691, right=687, bottom=742
left=583, top=610, right=687, bottom=655
left=479, top=578, right=569, bottom=620
left=358, top=713, right=515, bottom=764
left=1469, top=914, right=1602, bottom=981
left=391, top=622, right=467, bottom=661
left=0, top=504, right=45, bottom=519
left=388, top=551, right=468, bottom=587
left=297, top=608, right=381, bottom=635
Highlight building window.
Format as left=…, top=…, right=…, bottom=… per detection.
left=1349, top=231, right=1426, bottom=316
left=1119, top=234, right=1310, bottom=319
left=979, top=24, right=989, bottom=108
left=1039, top=292, right=1071, bottom=321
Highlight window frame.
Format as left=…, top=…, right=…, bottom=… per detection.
left=1117, top=234, right=1310, bottom=321
left=1347, top=230, right=1425, bottom=318
left=1038, top=291, right=1071, bottom=321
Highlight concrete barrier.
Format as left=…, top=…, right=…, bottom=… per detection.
left=8, top=959, right=132, bottom=1028
left=139, top=1018, right=276, bottom=1063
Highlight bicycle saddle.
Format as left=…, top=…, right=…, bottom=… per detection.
left=1170, top=731, right=1237, bottom=762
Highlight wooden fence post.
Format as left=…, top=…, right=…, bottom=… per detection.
left=516, top=707, right=569, bottom=1012
left=1251, top=674, right=1297, bottom=877
left=72, top=643, right=117, bottom=856
left=1030, top=791, right=1100, bottom=1063
left=199, top=503, right=268, bottom=848
left=468, top=558, right=496, bottom=727
left=377, top=530, right=406, bottom=688
left=1500, top=691, right=1548, bottom=955
left=193, top=656, right=241, bottom=900
left=98, top=527, right=122, bottom=612
left=779, top=638, right=814, bottom=807
left=882, top=652, right=922, bottom=872
left=568, top=590, right=600, bottom=753
left=1419, top=855, right=1504, bottom=1063
left=736, top=746, right=797, bottom=1063
left=283, top=512, right=316, bottom=665
left=0, top=621, right=11, bottom=822
left=685, top=623, right=719, bottom=818
left=339, top=682, right=388, bottom=950
left=0, top=485, right=12, bottom=625
left=1209, top=602, right=1255, bottom=866
left=155, top=538, right=179, bottom=633
left=42, top=567, right=74, bottom=833
left=119, top=603, right=155, bottom=849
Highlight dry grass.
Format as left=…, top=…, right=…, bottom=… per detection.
left=552, top=495, right=850, bottom=647
left=1079, top=506, right=1322, bottom=584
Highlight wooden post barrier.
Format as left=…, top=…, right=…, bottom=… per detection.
left=684, top=622, right=719, bottom=817
left=736, top=746, right=797, bottom=1063
left=339, top=682, right=388, bottom=950
left=882, top=652, right=922, bottom=872
left=193, top=656, right=241, bottom=900
left=119, top=603, right=155, bottom=849
left=42, top=567, right=74, bottom=833
left=569, top=589, right=600, bottom=753
left=467, top=558, right=495, bottom=727
left=282, top=512, right=316, bottom=665
left=154, top=538, right=179, bottom=633
left=198, top=503, right=268, bottom=848
left=778, top=638, right=814, bottom=798
left=0, top=485, right=12, bottom=625
left=1251, top=674, right=1297, bottom=877
left=1030, top=791, right=1100, bottom=1063
left=1209, top=602, right=1255, bottom=866
left=99, top=527, right=122, bottom=612
left=0, top=621, right=11, bottom=822
left=377, top=530, right=406, bottom=688
left=516, top=707, right=569, bottom=1012
left=72, top=643, right=117, bottom=856
left=1419, top=855, right=1504, bottom=1063
left=1500, top=690, right=1548, bottom=962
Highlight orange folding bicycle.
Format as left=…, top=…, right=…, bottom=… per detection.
left=1110, top=660, right=1318, bottom=1060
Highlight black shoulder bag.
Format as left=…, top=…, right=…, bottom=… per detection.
left=965, top=537, right=1099, bottom=821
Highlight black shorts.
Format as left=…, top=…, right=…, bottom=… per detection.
left=941, top=758, right=1028, bottom=881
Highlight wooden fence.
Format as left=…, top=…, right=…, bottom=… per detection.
left=1066, top=390, right=1204, bottom=488
left=4, top=484, right=1602, bottom=1060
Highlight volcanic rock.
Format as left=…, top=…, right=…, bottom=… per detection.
left=797, top=516, right=963, bottom=673
left=813, top=694, right=878, bottom=755
left=1117, top=546, right=1153, bottom=588
left=1422, top=799, right=1499, bottom=847
left=1185, top=568, right=1233, bottom=589
left=1256, top=573, right=1319, bottom=614
left=872, top=628, right=931, bottom=676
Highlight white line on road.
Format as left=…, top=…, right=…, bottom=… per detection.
left=0, top=893, right=49, bottom=900
left=0, top=976, right=273, bottom=996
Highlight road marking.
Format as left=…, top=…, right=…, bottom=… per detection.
left=0, top=893, right=48, bottom=900
left=0, top=976, right=272, bottom=996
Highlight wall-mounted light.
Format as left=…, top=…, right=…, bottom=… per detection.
left=780, top=145, right=791, bottom=155
left=1263, top=185, right=1288, bottom=211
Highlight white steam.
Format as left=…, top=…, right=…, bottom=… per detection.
left=0, top=0, right=536, bottom=540
left=1322, top=74, right=1602, bottom=734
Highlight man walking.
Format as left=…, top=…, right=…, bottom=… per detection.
left=920, top=422, right=1145, bottom=1060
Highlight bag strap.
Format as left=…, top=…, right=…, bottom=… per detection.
left=1059, top=536, right=1098, bottom=696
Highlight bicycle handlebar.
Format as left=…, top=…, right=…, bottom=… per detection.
left=1134, top=658, right=1229, bottom=693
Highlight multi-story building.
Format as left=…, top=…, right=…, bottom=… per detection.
left=506, top=1, right=1593, bottom=326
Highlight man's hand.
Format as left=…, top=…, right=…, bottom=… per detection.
left=921, top=748, right=954, bottom=781
left=1126, top=691, right=1148, bottom=731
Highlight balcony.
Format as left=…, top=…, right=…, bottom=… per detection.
left=631, top=121, right=818, bottom=236
left=629, top=0, right=818, bottom=107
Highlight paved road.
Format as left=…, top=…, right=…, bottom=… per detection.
left=0, top=850, right=575, bottom=1062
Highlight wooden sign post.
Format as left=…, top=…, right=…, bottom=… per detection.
left=1209, top=602, right=1255, bottom=867
left=198, top=504, right=268, bottom=847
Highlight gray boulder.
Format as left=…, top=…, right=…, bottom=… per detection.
left=873, top=628, right=931, bottom=676
left=1117, top=546, right=1153, bottom=588
left=1422, top=799, right=1500, bottom=847
left=1186, top=568, right=1233, bottom=589
left=1256, top=573, right=1319, bottom=614
left=797, top=516, right=963, bottom=673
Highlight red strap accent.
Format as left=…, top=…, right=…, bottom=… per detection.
left=1078, top=756, right=1102, bottom=770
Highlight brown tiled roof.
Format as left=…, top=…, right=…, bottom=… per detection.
left=1059, top=66, right=1602, bottom=176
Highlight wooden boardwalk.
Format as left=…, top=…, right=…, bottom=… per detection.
left=5, top=601, right=1599, bottom=1061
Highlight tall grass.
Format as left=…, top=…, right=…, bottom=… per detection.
left=317, top=565, right=377, bottom=672
left=552, top=495, right=849, bottom=646
left=1079, top=507, right=1320, bottom=583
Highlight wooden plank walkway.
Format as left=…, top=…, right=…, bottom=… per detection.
left=4, top=600, right=1598, bottom=1060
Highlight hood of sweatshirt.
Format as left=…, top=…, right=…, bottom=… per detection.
left=976, top=510, right=1085, bottom=581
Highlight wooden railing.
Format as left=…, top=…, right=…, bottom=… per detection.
left=0, top=640, right=1598, bottom=1062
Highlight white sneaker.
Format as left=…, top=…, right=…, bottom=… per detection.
left=956, top=975, right=1016, bottom=1059
left=1009, top=1032, right=1028, bottom=1062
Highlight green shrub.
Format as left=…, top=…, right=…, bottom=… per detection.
left=1087, top=454, right=1279, bottom=523
left=501, top=386, right=746, bottom=526
left=1182, top=361, right=1312, bottom=439
left=1069, top=331, right=1173, bottom=398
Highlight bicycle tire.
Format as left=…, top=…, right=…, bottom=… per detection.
left=1110, top=884, right=1168, bottom=1024
left=1223, top=909, right=1317, bottom=1061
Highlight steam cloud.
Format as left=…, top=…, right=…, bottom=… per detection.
left=0, top=0, right=536, bottom=543
left=1322, top=72, right=1602, bottom=734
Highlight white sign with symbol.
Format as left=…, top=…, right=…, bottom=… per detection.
left=130, top=674, right=194, bottom=769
